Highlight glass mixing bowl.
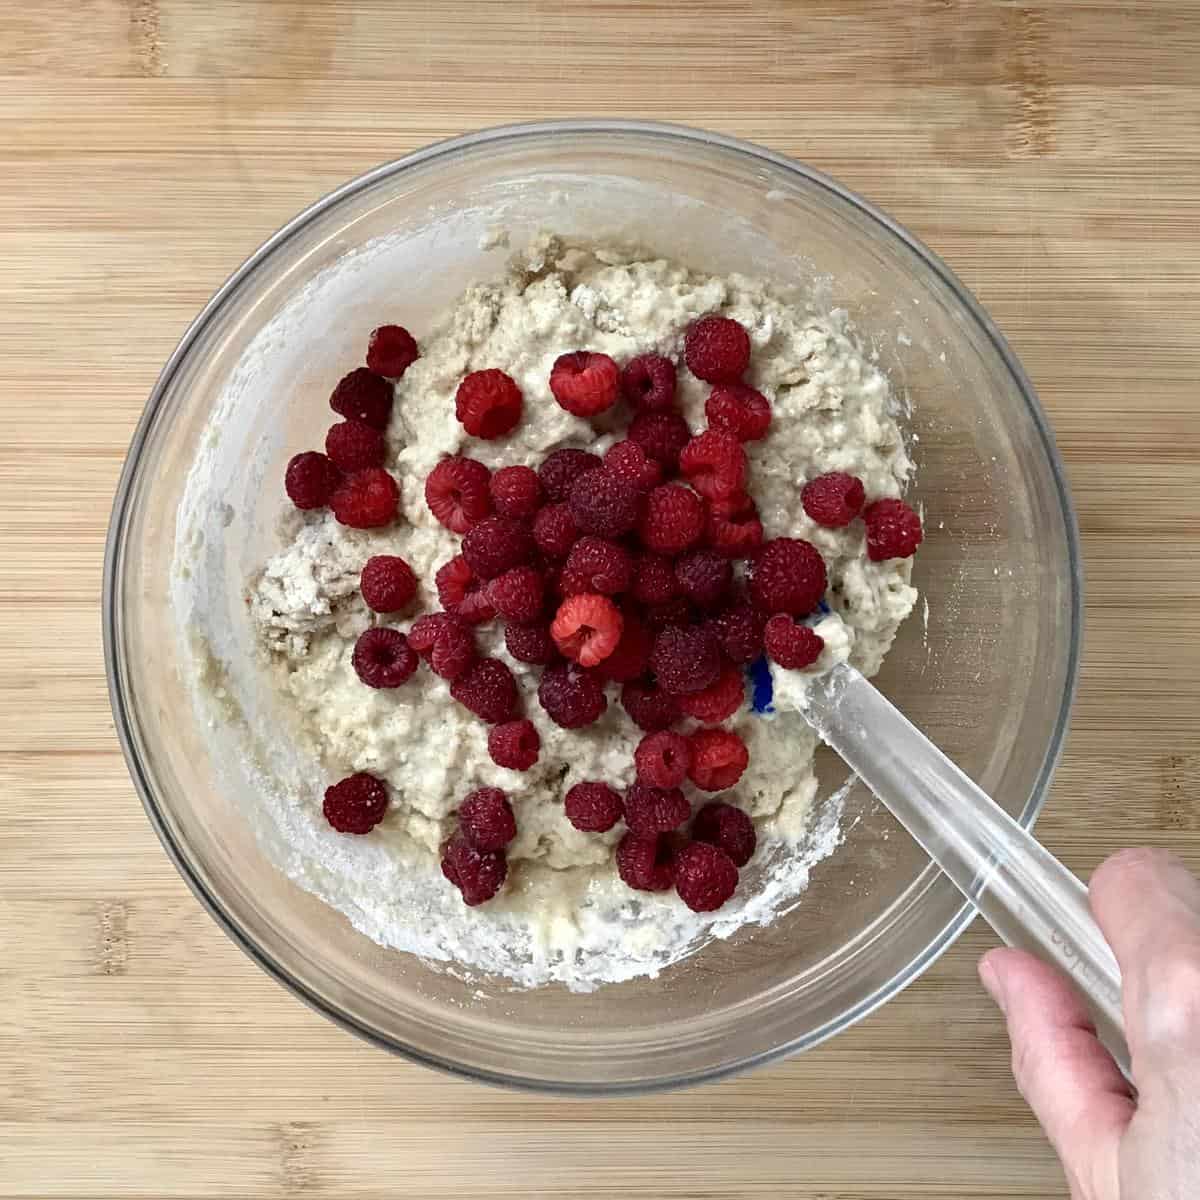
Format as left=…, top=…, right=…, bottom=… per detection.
left=103, top=121, right=1080, bottom=1092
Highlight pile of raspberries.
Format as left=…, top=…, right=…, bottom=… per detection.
left=285, top=314, right=922, bottom=914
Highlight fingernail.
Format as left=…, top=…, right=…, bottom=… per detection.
left=979, top=955, right=1007, bottom=1014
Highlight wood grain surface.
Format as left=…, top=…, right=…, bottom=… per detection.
left=2, top=2, right=1199, bottom=1197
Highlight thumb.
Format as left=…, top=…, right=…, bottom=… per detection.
left=981, top=948, right=1134, bottom=1200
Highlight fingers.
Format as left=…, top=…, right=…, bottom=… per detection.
left=981, top=947, right=1132, bottom=1199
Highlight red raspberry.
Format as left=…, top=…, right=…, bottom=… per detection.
left=802, top=472, right=866, bottom=528
left=441, top=833, right=507, bottom=906
left=634, top=731, right=692, bottom=788
left=684, top=315, right=751, bottom=384
left=531, top=502, right=579, bottom=559
left=538, top=448, right=602, bottom=502
left=863, top=498, right=923, bottom=561
left=621, top=353, right=677, bottom=412
left=564, top=782, right=623, bottom=833
left=603, top=439, right=662, bottom=492
left=643, top=595, right=695, bottom=630
left=408, top=612, right=475, bottom=680
left=504, top=620, right=559, bottom=666
left=631, top=552, right=678, bottom=605
left=285, top=451, right=340, bottom=510
left=706, top=491, right=764, bottom=557
left=323, top=772, right=388, bottom=835
left=549, top=351, right=620, bottom=417
left=489, top=464, right=542, bottom=519
left=325, top=419, right=386, bottom=472
left=487, top=720, right=540, bottom=772
left=360, top=555, right=416, bottom=613
left=673, top=841, right=738, bottom=912
left=677, top=662, right=745, bottom=723
left=764, top=614, right=824, bottom=669
left=679, top=430, right=746, bottom=501
left=567, top=470, right=641, bottom=539
left=594, top=611, right=652, bottom=682
left=462, top=514, right=534, bottom=581
left=424, top=455, right=492, bottom=534
left=449, top=656, right=519, bottom=724
left=330, top=367, right=393, bottom=429
left=330, top=468, right=399, bottom=528
left=625, top=784, right=690, bottom=836
left=691, top=801, right=757, bottom=868
left=687, top=729, right=749, bottom=791
left=455, top=368, right=523, bottom=439
left=674, top=549, right=732, bottom=611
left=616, top=832, right=674, bottom=892
left=538, top=662, right=607, bottom=729
left=705, top=382, right=771, bottom=441
left=638, top=484, right=706, bottom=555
left=435, top=555, right=496, bottom=625
left=351, top=627, right=418, bottom=689
left=650, top=624, right=720, bottom=695
left=365, top=324, right=419, bottom=378
left=551, top=593, right=623, bottom=668
left=749, top=538, right=827, bottom=616
left=710, top=603, right=766, bottom=664
left=458, top=786, right=517, bottom=851
left=628, top=410, right=691, bottom=471
left=621, top=679, right=681, bottom=732
left=487, top=566, right=544, bottom=623
left=561, top=536, right=633, bottom=597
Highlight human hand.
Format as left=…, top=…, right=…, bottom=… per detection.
left=980, top=848, right=1200, bottom=1200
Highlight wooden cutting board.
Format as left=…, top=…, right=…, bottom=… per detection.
left=3, top=3, right=1198, bottom=1197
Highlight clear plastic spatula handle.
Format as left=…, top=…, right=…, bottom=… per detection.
left=800, top=662, right=1130, bottom=1078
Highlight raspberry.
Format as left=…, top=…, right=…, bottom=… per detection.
left=424, top=456, right=492, bottom=534
left=673, top=841, right=739, bottom=912
left=489, top=464, right=542, bottom=519
left=802, top=472, right=866, bottom=528
left=684, top=315, right=751, bottom=384
left=487, top=720, right=540, bottom=772
left=706, top=491, right=764, bottom=557
left=455, top=368, right=523, bottom=439
left=616, top=832, right=674, bottom=892
left=325, top=419, right=386, bottom=472
left=487, top=566, right=544, bottom=623
left=594, top=611, right=652, bottom=682
left=634, top=730, right=692, bottom=788
left=568, top=470, right=641, bottom=539
left=462, top=514, right=534, bottom=581
left=538, top=448, right=602, bottom=502
left=621, top=353, right=677, bottom=412
left=621, top=679, right=681, bottom=732
left=330, top=468, right=399, bottom=528
left=365, top=324, right=419, bottom=377
left=764, top=614, right=824, bottom=669
left=676, top=662, right=745, bottom=723
left=631, top=552, right=678, bottom=606
left=458, top=786, right=517, bottom=851
left=705, top=382, right=771, bottom=441
left=549, top=351, right=620, bottom=417
left=625, top=784, right=690, bottom=836
left=360, top=555, right=416, bottom=613
left=749, top=538, right=828, bottom=616
left=628, top=410, right=691, bottom=471
left=691, top=801, right=757, bottom=868
left=687, top=729, right=749, bottom=791
left=538, top=662, right=607, bottom=729
left=603, top=439, right=662, bottom=492
left=351, top=627, right=418, bottom=688
left=679, top=430, right=746, bottom=501
left=531, top=502, right=579, bottom=559
left=674, top=549, right=732, bottom=611
left=638, top=484, right=706, bottom=555
left=551, top=593, right=623, bottom=668
left=643, top=595, right=695, bottom=630
left=441, top=833, right=507, bottom=906
left=863, top=498, right=923, bottom=561
left=710, top=603, right=766, bottom=664
left=323, top=772, right=388, bottom=834
left=560, top=536, right=633, bottom=597
left=408, top=612, right=476, bottom=680
left=285, top=451, right=340, bottom=510
left=435, top=555, right=496, bottom=625
left=330, top=367, right=393, bottom=429
left=650, top=624, right=720, bottom=695
left=564, top=782, right=623, bottom=833
left=504, top=620, right=559, bottom=666
left=449, top=656, right=519, bottom=724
